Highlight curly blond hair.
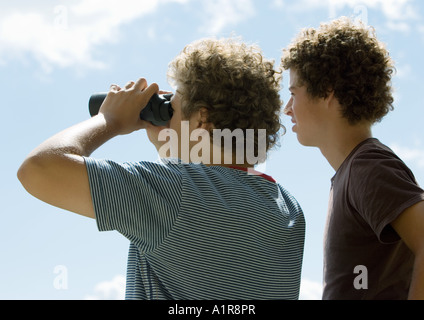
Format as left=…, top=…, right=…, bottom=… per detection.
left=281, top=17, right=395, bottom=124
left=167, top=37, right=283, bottom=156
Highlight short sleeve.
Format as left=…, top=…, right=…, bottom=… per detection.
left=84, top=157, right=182, bottom=252
left=349, top=151, right=424, bottom=243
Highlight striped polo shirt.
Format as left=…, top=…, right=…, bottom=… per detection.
left=85, top=158, right=305, bottom=300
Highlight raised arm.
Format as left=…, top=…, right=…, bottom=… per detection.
left=17, top=79, right=158, bottom=218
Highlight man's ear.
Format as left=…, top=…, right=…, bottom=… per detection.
left=325, top=90, right=339, bottom=111
left=197, top=107, right=214, bottom=131
left=324, top=87, right=335, bottom=101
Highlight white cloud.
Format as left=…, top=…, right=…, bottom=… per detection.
left=0, top=0, right=256, bottom=72
left=390, top=143, right=424, bottom=169
left=325, top=0, right=418, bottom=21
left=277, top=0, right=420, bottom=29
left=271, top=0, right=285, bottom=9
left=419, top=24, right=424, bottom=42
left=85, top=274, right=126, bottom=300
left=299, top=278, right=322, bottom=300
left=0, top=0, right=189, bottom=72
left=394, top=63, right=413, bottom=79
left=198, top=0, right=255, bottom=35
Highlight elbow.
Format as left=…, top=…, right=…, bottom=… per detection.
left=18, top=157, right=31, bottom=187
left=17, top=152, right=56, bottom=197
left=17, top=155, right=43, bottom=193
left=18, top=152, right=82, bottom=200
left=17, top=162, right=25, bottom=186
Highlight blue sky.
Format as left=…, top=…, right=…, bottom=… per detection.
left=1, top=0, right=424, bottom=300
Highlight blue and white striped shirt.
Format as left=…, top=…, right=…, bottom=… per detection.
left=85, top=158, right=305, bottom=300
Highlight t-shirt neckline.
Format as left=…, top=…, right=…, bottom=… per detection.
left=227, top=166, right=276, bottom=183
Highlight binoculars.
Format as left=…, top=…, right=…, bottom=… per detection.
left=89, top=92, right=173, bottom=126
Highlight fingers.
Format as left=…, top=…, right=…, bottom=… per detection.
left=133, top=78, right=159, bottom=96
left=110, top=79, right=144, bottom=92
left=109, top=84, right=121, bottom=92
left=109, top=78, right=159, bottom=100
left=143, top=82, right=160, bottom=99
left=124, top=81, right=135, bottom=90
left=133, top=78, right=148, bottom=92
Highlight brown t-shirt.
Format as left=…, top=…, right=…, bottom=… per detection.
left=323, top=138, right=424, bottom=300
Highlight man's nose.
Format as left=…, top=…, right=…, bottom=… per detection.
left=283, top=97, right=293, bottom=115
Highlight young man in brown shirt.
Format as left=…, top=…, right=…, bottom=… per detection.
left=281, top=17, right=424, bottom=299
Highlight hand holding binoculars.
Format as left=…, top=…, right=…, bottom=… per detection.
left=89, top=92, right=173, bottom=126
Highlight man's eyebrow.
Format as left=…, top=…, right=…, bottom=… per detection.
left=289, top=86, right=296, bottom=91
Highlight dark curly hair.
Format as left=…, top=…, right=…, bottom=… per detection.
left=167, top=37, right=283, bottom=161
left=281, top=17, right=395, bottom=124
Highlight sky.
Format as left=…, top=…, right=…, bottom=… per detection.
left=1, top=0, right=424, bottom=300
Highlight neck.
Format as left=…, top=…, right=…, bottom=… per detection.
left=318, top=121, right=373, bottom=171
left=203, top=143, right=254, bottom=169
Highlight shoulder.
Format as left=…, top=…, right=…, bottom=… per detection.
left=277, top=184, right=303, bottom=213
left=344, top=139, right=423, bottom=239
left=85, top=157, right=184, bottom=176
left=351, top=138, right=401, bottom=163
left=349, top=139, right=416, bottom=182
left=346, top=138, right=420, bottom=198
left=84, top=157, right=186, bottom=195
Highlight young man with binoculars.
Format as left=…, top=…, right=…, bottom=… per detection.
left=18, top=38, right=305, bottom=300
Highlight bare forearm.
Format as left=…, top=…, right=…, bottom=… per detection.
left=17, top=78, right=158, bottom=217
left=27, top=114, right=118, bottom=159
left=408, top=250, right=424, bottom=300
left=17, top=115, right=118, bottom=217
left=18, top=114, right=118, bottom=186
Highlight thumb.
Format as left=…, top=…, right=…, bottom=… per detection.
left=138, top=82, right=159, bottom=111
left=136, top=83, right=160, bottom=129
left=144, top=82, right=160, bottom=97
